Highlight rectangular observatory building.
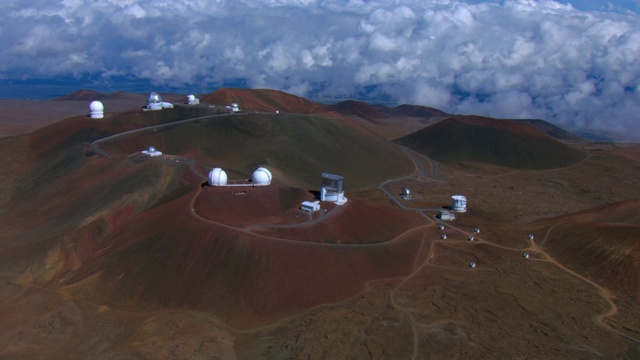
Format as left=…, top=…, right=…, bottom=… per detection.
left=320, top=173, right=347, bottom=205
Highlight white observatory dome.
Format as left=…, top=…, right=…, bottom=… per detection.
left=251, top=167, right=272, bottom=185
left=89, top=100, right=104, bottom=119
left=148, top=92, right=162, bottom=103
left=208, top=168, right=228, bottom=186
left=187, top=94, right=195, bottom=102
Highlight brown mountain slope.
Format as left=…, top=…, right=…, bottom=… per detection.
left=0, top=103, right=419, bottom=328
left=97, top=112, right=414, bottom=190
left=200, top=88, right=328, bottom=113
left=386, top=104, right=449, bottom=119
left=330, top=100, right=390, bottom=123
left=55, top=185, right=424, bottom=328
left=395, top=116, right=587, bottom=169
left=518, top=119, right=582, bottom=141
left=533, top=200, right=640, bottom=302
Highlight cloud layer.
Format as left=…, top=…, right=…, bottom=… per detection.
left=1, top=0, right=639, bottom=139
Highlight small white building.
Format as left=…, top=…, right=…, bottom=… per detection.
left=301, top=200, right=321, bottom=213
left=146, top=92, right=174, bottom=110
left=187, top=94, right=200, bottom=105
left=438, top=210, right=455, bottom=221
left=452, top=195, right=467, bottom=212
left=89, top=100, right=104, bottom=119
left=225, top=102, right=240, bottom=112
left=141, top=146, right=162, bottom=157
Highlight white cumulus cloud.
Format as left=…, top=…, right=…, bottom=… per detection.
left=0, top=0, right=639, bottom=139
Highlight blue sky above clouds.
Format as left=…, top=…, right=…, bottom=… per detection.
left=1, top=0, right=639, bottom=139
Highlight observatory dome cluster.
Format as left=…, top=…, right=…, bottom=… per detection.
left=208, top=167, right=272, bottom=187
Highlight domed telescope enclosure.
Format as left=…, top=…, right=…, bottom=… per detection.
left=206, top=167, right=272, bottom=187
left=402, top=188, right=412, bottom=200
left=208, top=168, right=228, bottom=186
left=187, top=94, right=200, bottom=105
left=89, top=100, right=104, bottom=119
left=141, top=146, right=162, bottom=157
left=251, top=167, right=273, bottom=185
left=452, top=195, right=467, bottom=212
left=147, top=92, right=163, bottom=110
left=146, top=92, right=174, bottom=110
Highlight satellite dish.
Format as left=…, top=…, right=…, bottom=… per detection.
left=439, top=225, right=445, bottom=230
left=468, top=236, right=475, bottom=241
left=523, top=252, right=530, bottom=259
left=441, top=234, right=447, bottom=240
left=469, top=261, right=477, bottom=268
left=474, top=228, right=481, bottom=233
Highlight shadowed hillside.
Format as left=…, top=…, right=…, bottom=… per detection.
left=534, top=200, right=640, bottom=302
left=98, top=113, right=414, bottom=189
left=518, top=119, right=583, bottom=141
left=395, top=116, right=586, bottom=169
left=385, top=104, right=448, bottom=119
left=330, top=100, right=390, bottom=123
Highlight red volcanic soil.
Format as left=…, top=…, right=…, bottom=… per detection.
left=195, top=183, right=426, bottom=243
left=518, top=119, right=583, bottom=140
left=396, top=116, right=587, bottom=169
left=61, top=186, right=424, bottom=328
left=535, top=200, right=640, bottom=301
left=252, top=200, right=425, bottom=244
left=200, top=88, right=329, bottom=113
left=330, top=100, right=390, bottom=123
left=386, top=104, right=448, bottom=119
left=609, top=144, right=640, bottom=162
left=194, top=184, right=311, bottom=226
